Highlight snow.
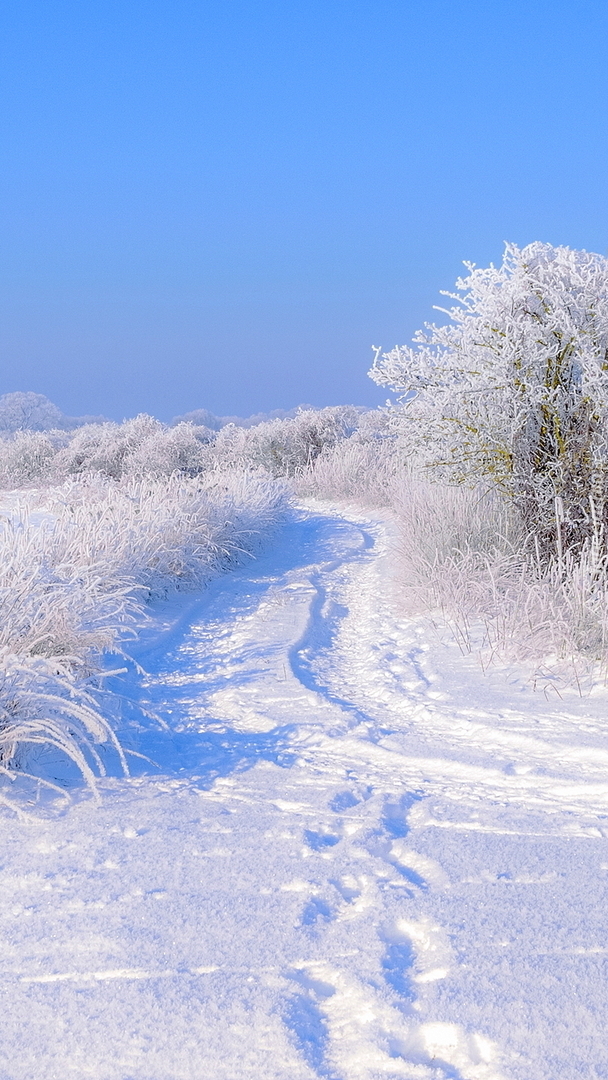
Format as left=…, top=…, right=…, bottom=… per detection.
left=2, top=504, right=608, bottom=1078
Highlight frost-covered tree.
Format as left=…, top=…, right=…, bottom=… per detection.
left=0, top=391, right=65, bottom=432
left=370, top=242, right=608, bottom=554
left=0, top=391, right=107, bottom=433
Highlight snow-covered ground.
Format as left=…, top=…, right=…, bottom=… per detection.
left=2, top=504, right=608, bottom=1079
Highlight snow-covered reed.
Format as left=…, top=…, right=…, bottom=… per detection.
left=292, top=436, right=401, bottom=505
left=393, top=479, right=608, bottom=676
left=0, top=469, right=291, bottom=798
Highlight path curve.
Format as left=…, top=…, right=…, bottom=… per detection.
left=0, top=505, right=607, bottom=1079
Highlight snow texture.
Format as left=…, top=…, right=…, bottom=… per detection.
left=2, top=504, right=608, bottom=1078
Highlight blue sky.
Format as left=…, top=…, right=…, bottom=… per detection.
left=0, top=0, right=607, bottom=421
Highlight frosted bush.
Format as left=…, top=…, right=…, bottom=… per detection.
left=3, top=415, right=214, bottom=484
left=125, top=422, right=211, bottom=478
left=371, top=242, right=608, bottom=557
left=0, top=430, right=67, bottom=488
left=210, top=406, right=364, bottom=477
left=53, top=414, right=164, bottom=479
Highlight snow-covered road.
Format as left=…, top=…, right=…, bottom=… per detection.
left=2, top=505, right=608, bottom=1079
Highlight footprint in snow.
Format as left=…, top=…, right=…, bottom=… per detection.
left=300, top=895, right=334, bottom=927
left=284, top=968, right=335, bottom=1077
left=329, top=785, right=372, bottom=812
left=382, top=792, right=422, bottom=838
left=388, top=841, right=450, bottom=891
left=304, top=828, right=341, bottom=852
left=284, top=960, right=500, bottom=1080
left=330, top=873, right=362, bottom=904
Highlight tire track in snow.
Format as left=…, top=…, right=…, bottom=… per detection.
left=5, top=506, right=608, bottom=1078
left=287, top=509, right=608, bottom=816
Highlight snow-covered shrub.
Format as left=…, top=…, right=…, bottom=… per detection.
left=0, top=405, right=377, bottom=489
left=4, top=414, right=213, bottom=485
left=0, top=430, right=68, bottom=488
left=371, top=242, right=608, bottom=557
left=210, top=406, right=364, bottom=477
left=0, top=470, right=291, bottom=800
left=122, top=422, right=212, bottom=478
left=52, top=414, right=165, bottom=479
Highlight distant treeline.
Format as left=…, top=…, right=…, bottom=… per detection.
left=0, top=390, right=349, bottom=435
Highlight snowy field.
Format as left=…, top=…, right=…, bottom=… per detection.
left=2, top=503, right=608, bottom=1079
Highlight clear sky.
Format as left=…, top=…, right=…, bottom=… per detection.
left=0, top=0, right=607, bottom=421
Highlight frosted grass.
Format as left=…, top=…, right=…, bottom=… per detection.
left=0, top=469, right=291, bottom=799
left=293, top=438, right=401, bottom=505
